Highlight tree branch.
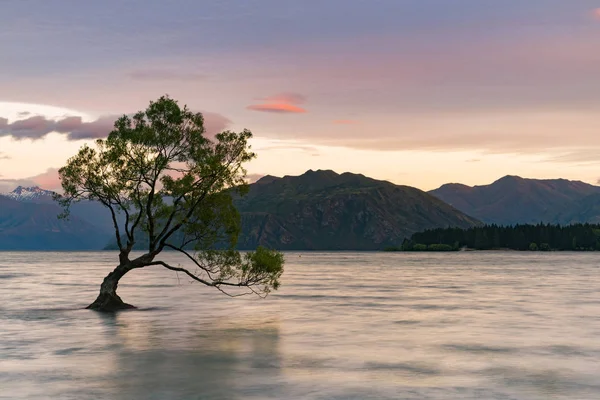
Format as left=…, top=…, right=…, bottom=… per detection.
left=147, top=260, right=263, bottom=298
left=154, top=145, right=245, bottom=252
left=147, top=260, right=214, bottom=286
left=163, top=243, right=218, bottom=280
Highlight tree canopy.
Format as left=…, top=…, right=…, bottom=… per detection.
left=55, top=96, right=284, bottom=310
left=400, top=223, right=600, bottom=251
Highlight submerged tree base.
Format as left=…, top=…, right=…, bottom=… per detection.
left=86, top=293, right=136, bottom=312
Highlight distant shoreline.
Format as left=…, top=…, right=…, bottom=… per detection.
left=384, top=247, right=598, bottom=253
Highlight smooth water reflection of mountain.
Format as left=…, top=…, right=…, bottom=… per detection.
left=1, top=252, right=599, bottom=399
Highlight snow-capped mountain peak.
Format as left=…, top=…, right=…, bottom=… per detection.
left=6, top=186, right=55, bottom=202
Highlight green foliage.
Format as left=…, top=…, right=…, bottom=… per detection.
left=55, top=95, right=284, bottom=297
left=529, top=242, right=538, bottom=251
left=410, top=223, right=600, bottom=251
left=427, top=244, right=455, bottom=252
left=400, top=239, right=414, bottom=251
left=394, top=242, right=455, bottom=252
left=383, top=246, right=401, bottom=252
left=242, top=247, right=285, bottom=293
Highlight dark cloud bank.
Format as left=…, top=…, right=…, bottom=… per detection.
left=0, top=112, right=231, bottom=141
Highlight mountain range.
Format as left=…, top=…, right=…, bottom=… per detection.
left=4, top=172, right=600, bottom=251
left=0, top=171, right=477, bottom=250
left=0, top=193, right=109, bottom=250
left=430, top=175, right=600, bottom=225
left=0, top=186, right=122, bottom=250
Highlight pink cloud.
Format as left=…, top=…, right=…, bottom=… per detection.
left=201, top=112, right=232, bottom=137
left=0, top=168, right=61, bottom=192
left=261, top=93, right=306, bottom=105
left=594, top=8, right=600, bottom=20
left=30, top=168, right=61, bottom=190
left=247, top=92, right=308, bottom=114
left=246, top=103, right=307, bottom=113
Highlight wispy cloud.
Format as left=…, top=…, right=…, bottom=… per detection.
left=543, top=149, right=600, bottom=165
left=247, top=92, right=308, bottom=114
left=247, top=104, right=307, bottom=113
left=255, top=143, right=319, bottom=156
left=0, top=152, right=10, bottom=160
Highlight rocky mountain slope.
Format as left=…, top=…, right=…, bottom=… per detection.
left=233, top=170, right=480, bottom=250
left=5, top=186, right=55, bottom=203
left=430, top=175, right=600, bottom=225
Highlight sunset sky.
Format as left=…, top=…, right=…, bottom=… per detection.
left=1, top=0, right=600, bottom=193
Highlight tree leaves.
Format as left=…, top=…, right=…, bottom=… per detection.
left=56, top=95, right=284, bottom=297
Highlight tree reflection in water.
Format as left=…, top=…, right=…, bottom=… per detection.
left=97, top=312, right=282, bottom=400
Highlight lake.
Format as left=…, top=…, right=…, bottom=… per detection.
left=1, top=251, right=599, bottom=399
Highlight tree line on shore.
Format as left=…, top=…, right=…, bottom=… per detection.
left=387, top=223, right=600, bottom=252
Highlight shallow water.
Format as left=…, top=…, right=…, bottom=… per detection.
left=1, top=251, right=599, bottom=399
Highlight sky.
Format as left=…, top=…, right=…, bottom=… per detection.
left=1, top=0, right=600, bottom=193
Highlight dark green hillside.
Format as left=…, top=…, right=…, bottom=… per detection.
left=233, top=170, right=480, bottom=250
left=106, top=170, right=481, bottom=250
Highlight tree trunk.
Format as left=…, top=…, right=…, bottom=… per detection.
left=86, top=263, right=135, bottom=311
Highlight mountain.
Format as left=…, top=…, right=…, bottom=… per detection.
left=233, top=170, right=480, bottom=250
left=104, top=170, right=480, bottom=250
left=5, top=186, right=56, bottom=203
left=430, top=175, right=600, bottom=225
left=2, top=185, right=121, bottom=235
left=553, top=193, right=600, bottom=225
left=0, top=195, right=109, bottom=250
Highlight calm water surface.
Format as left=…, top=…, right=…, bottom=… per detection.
left=1, top=251, right=599, bottom=399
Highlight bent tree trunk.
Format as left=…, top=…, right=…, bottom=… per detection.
left=86, top=263, right=136, bottom=311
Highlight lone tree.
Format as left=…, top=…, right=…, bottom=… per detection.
left=55, top=96, right=284, bottom=311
